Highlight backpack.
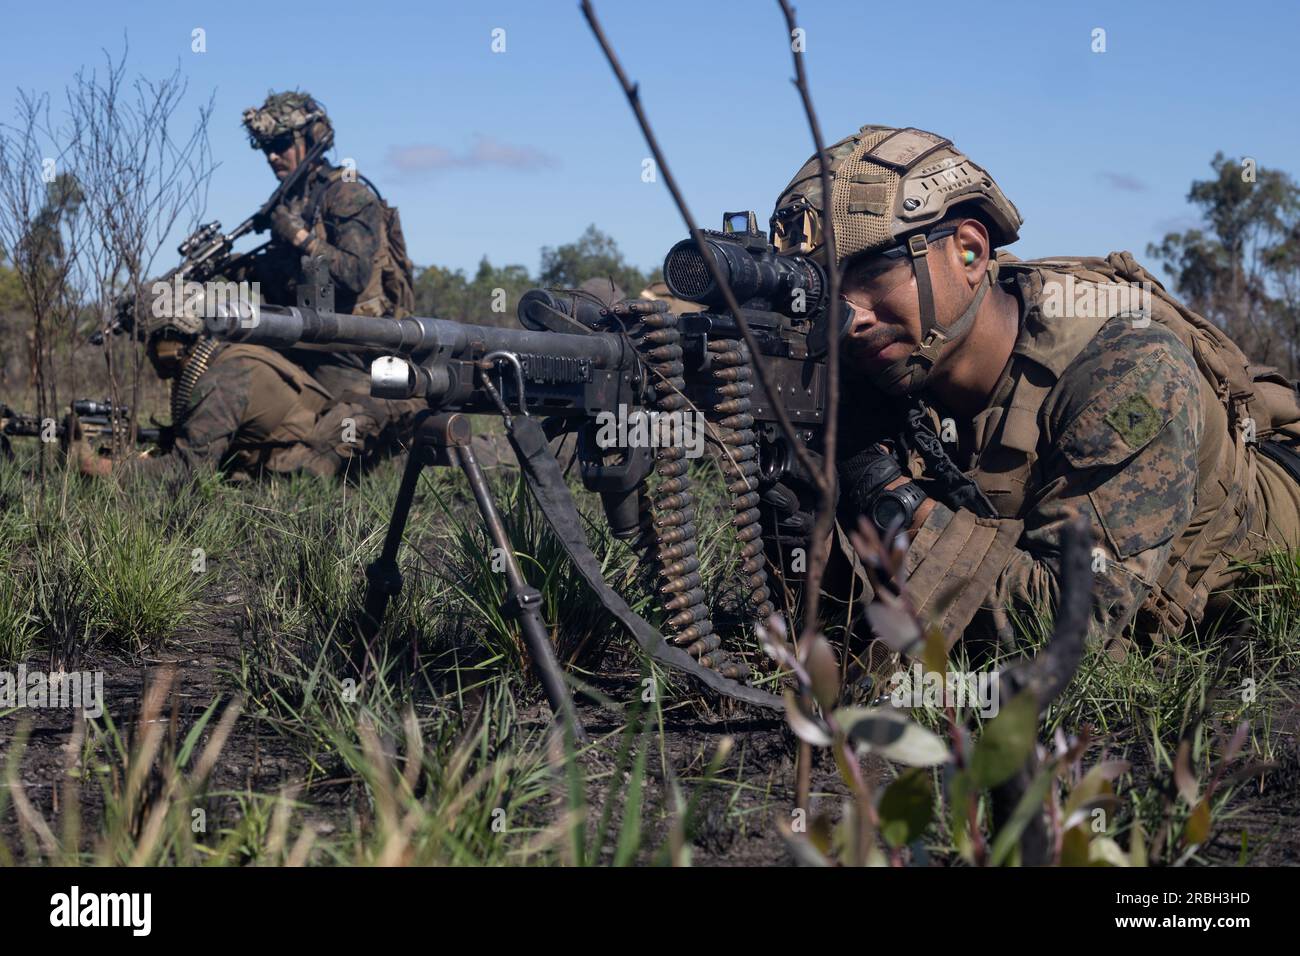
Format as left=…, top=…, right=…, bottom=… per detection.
left=1023, top=250, right=1300, bottom=440
left=366, top=177, right=416, bottom=317
left=1005, top=251, right=1300, bottom=633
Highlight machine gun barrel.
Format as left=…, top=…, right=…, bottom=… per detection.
left=208, top=304, right=642, bottom=420
left=211, top=304, right=628, bottom=365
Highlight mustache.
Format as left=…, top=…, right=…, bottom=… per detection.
left=848, top=323, right=907, bottom=357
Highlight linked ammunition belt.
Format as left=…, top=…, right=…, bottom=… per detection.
left=613, top=307, right=778, bottom=684
left=505, top=411, right=782, bottom=711
left=170, top=337, right=220, bottom=428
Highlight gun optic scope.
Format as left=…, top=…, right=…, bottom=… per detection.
left=72, top=399, right=124, bottom=417
left=663, top=233, right=826, bottom=318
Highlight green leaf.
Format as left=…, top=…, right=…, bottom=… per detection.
left=805, top=635, right=841, bottom=712
left=1063, top=759, right=1130, bottom=818
left=921, top=625, right=947, bottom=679
left=970, top=691, right=1039, bottom=789
left=987, top=765, right=1055, bottom=866
left=1183, top=798, right=1211, bottom=846
left=780, top=831, right=834, bottom=867
left=808, top=812, right=835, bottom=857
left=1129, top=815, right=1148, bottom=867
left=1088, top=836, right=1131, bottom=867
left=1059, top=824, right=1091, bottom=866
left=878, top=768, right=933, bottom=848
left=834, top=706, right=950, bottom=767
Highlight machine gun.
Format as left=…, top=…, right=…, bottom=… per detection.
left=93, top=132, right=335, bottom=344
left=205, top=211, right=847, bottom=734
left=0, top=399, right=162, bottom=460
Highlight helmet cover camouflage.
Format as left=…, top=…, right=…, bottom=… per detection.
left=242, top=90, right=331, bottom=149
left=771, top=126, right=1021, bottom=268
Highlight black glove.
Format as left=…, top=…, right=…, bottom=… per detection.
left=760, top=480, right=817, bottom=538
left=837, top=443, right=906, bottom=524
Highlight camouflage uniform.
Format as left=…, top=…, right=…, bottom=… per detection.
left=131, top=342, right=422, bottom=481
left=771, top=125, right=1300, bottom=650
left=130, top=89, right=418, bottom=478
left=234, top=164, right=397, bottom=320
left=893, top=254, right=1300, bottom=650
left=231, top=162, right=392, bottom=398
left=236, top=90, right=412, bottom=321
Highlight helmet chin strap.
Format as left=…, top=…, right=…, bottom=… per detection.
left=874, top=234, right=996, bottom=396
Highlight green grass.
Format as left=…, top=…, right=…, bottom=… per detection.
left=0, top=438, right=1296, bottom=866
left=0, top=440, right=764, bottom=865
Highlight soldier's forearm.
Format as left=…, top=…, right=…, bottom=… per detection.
left=902, top=502, right=1026, bottom=645
left=995, top=545, right=1154, bottom=648
left=903, top=501, right=1162, bottom=648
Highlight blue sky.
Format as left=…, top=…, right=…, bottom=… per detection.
left=4, top=0, right=1297, bottom=282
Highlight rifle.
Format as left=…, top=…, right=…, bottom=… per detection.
left=0, top=399, right=162, bottom=460
left=206, top=211, right=846, bottom=734
left=93, top=132, right=335, bottom=344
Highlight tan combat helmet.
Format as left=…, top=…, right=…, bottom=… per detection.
left=771, top=126, right=1022, bottom=394
left=241, top=90, right=333, bottom=151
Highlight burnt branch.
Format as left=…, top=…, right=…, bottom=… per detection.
left=990, top=513, right=1094, bottom=865
left=1000, top=513, right=1093, bottom=706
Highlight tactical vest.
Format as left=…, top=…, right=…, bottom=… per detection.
left=958, top=251, right=1300, bottom=636
left=306, top=168, right=416, bottom=318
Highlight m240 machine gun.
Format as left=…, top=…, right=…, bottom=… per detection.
left=207, top=212, right=848, bottom=737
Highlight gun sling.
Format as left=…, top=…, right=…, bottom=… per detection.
left=506, top=415, right=783, bottom=711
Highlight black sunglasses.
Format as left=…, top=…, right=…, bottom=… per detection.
left=261, top=133, right=295, bottom=156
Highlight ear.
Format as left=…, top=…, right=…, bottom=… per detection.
left=953, top=218, right=991, bottom=287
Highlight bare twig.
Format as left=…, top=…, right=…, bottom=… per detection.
left=0, top=90, right=82, bottom=480
left=989, top=513, right=1094, bottom=865
left=775, top=0, right=841, bottom=638
left=580, top=0, right=830, bottom=506
left=64, top=41, right=215, bottom=455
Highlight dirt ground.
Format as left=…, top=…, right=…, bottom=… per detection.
left=3, top=579, right=1297, bottom=865
left=1, top=605, right=818, bottom=865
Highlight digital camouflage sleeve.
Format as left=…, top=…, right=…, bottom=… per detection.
left=903, top=317, right=1203, bottom=647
